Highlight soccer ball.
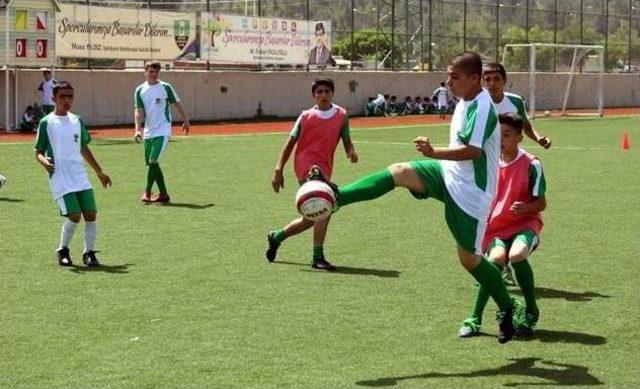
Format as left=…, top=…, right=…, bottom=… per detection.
left=544, top=110, right=551, bottom=117
left=0, top=173, right=6, bottom=189
left=295, top=180, right=336, bottom=222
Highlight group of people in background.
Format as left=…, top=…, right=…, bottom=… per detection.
left=365, top=82, right=456, bottom=119
left=16, top=69, right=56, bottom=132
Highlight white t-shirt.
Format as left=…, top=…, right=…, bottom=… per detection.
left=134, top=81, right=180, bottom=139
left=493, top=91, right=530, bottom=125
left=40, top=79, right=55, bottom=106
left=372, top=93, right=386, bottom=106
left=35, top=113, right=92, bottom=200
left=441, top=88, right=500, bottom=220
left=433, top=86, right=449, bottom=107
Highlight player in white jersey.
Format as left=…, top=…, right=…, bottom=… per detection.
left=134, top=61, right=190, bottom=204
left=433, top=82, right=451, bottom=119
left=34, top=81, right=112, bottom=267
left=483, top=62, right=551, bottom=149
left=37, top=69, right=56, bottom=115
left=323, top=52, right=517, bottom=343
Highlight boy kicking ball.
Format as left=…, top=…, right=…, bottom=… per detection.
left=458, top=112, right=546, bottom=338
left=35, top=81, right=112, bottom=267
left=266, top=77, right=358, bottom=270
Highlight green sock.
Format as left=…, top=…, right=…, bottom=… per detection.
left=272, top=229, right=286, bottom=244
left=313, top=246, right=324, bottom=261
left=155, top=164, right=167, bottom=194
left=469, top=258, right=513, bottom=312
left=336, top=169, right=395, bottom=207
left=512, top=259, right=538, bottom=313
left=470, top=261, right=502, bottom=323
left=146, top=164, right=156, bottom=192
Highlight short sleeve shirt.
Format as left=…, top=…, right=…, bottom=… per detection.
left=35, top=113, right=92, bottom=200
left=134, top=81, right=180, bottom=139
left=494, top=92, right=530, bottom=125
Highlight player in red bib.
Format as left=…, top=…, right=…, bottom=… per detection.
left=458, top=112, right=547, bottom=338
left=265, top=77, right=358, bottom=270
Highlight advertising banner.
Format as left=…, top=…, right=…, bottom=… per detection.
left=201, top=12, right=333, bottom=66
left=56, top=4, right=197, bottom=60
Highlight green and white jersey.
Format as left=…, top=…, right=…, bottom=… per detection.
left=35, top=113, right=92, bottom=200
left=494, top=92, right=530, bottom=124
left=442, top=88, right=500, bottom=220
left=134, top=81, right=180, bottom=139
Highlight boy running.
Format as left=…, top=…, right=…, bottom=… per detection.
left=458, top=112, right=546, bottom=338
left=133, top=60, right=190, bottom=204
left=483, top=63, right=551, bottom=149
left=319, top=52, right=516, bottom=343
left=34, top=81, right=112, bottom=267
left=266, top=77, right=358, bottom=270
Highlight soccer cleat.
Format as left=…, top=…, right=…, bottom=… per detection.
left=265, top=231, right=280, bottom=262
left=311, top=256, right=336, bottom=271
left=502, top=264, right=517, bottom=286
left=151, top=193, right=171, bottom=204
left=516, top=309, right=540, bottom=336
left=82, top=251, right=101, bottom=267
left=307, top=165, right=339, bottom=206
left=496, top=308, right=516, bottom=344
left=458, top=317, right=482, bottom=338
left=141, top=190, right=152, bottom=204
left=56, top=247, right=72, bottom=267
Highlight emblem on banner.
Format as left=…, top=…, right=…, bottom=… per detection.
left=174, top=20, right=190, bottom=49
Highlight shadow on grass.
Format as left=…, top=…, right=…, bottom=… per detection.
left=509, top=286, right=612, bottom=302
left=0, top=197, right=24, bottom=202
left=356, top=357, right=603, bottom=387
left=273, top=261, right=400, bottom=278
left=520, top=329, right=606, bottom=345
left=69, top=263, right=133, bottom=275
left=161, top=202, right=215, bottom=210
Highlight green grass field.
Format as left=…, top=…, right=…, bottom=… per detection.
left=1, top=115, right=639, bottom=388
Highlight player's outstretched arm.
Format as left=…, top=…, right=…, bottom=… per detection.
left=272, top=136, right=297, bottom=193
left=81, top=147, right=112, bottom=188
left=174, top=102, right=190, bottom=135
left=414, top=136, right=482, bottom=160
left=524, top=121, right=551, bottom=149
left=133, top=108, right=144, bottom=143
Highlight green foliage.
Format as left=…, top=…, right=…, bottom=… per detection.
left=332, top=29, right=405, bottom=69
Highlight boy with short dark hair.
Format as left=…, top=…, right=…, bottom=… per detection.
left=266, top=77, right=358, bottom=270
left=35, top=81, right=112, bottom=267
left=323, top=52, right=517, bottom=343
left=134, top=60, right=190, bottom=204
left=458, top=112, right=547, bottom=338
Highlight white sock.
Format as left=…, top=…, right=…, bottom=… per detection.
left=84, top=221, right=97, bottom=253
left=59, top=219, right=78, bottom=249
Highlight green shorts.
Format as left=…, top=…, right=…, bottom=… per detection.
left=438, top=106, right=447, bottom=114
left=408, top=160, right=486, bottom=255
left=488, top=229, right=539, bottom=255
left=144, top=136, right=169, bottom=165
left=56, top=189, right=96, bottom=216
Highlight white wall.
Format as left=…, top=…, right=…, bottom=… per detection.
left=2, top=69, right=638, bottom=128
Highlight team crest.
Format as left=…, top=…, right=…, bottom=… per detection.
left=174, top=20, right=190, bottom=49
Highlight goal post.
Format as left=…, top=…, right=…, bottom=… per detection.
left=502, top=43, right=604, bottom=118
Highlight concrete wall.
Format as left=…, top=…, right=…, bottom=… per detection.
left=2, top=69, right=638, bottom=128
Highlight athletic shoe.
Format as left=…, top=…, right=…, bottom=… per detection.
left=141, top=190, right=152, bottom=204
left=496, top=308, right=515, bottom=344
left=151, top=193, right=171, bottom=204
left=516, top=310, right=540, bottom=336
left=311, top=256, right=336, bottom=271
left=56, top=247, right=72, bottom=267
left=265, top=231, right=280, bottom=262
left=82, top=251, right=101, bottom=267
left=502, top=264, right=517, bottom=286
left=458, top=317, right=482, bottom=338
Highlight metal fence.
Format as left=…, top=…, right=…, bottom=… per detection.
left=60, top=0, right=639, bottom=72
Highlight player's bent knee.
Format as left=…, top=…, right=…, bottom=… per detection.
left=67, top=213, right=82, bottom=223
left=387, top=163, right=424, bottom=193
left=83, top=211, right=97, bottom=222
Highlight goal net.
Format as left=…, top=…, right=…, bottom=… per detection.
left=502, top=43, right=604, bottom=118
